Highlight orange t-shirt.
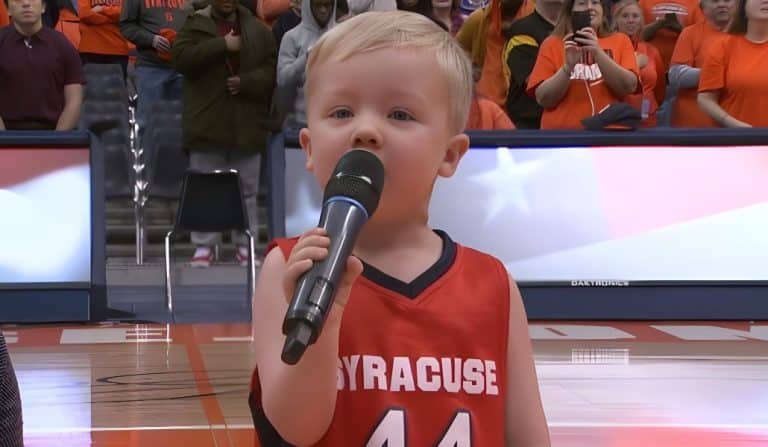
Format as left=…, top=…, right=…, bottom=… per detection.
left=670, top=21, right=724, bottom=127
left=258, top=0, right=289, bottom=23
left=466, top=96, right=516, bottom=130
left=78, top=0, right=130, bottom=55
left=699, top=34, right=768, bottom=127
left=54, top=8, right=81, bottom=49
left=0, top=1, right=9, bottom=27
left=640, top=0, right=705, bottom=68
left=626, top=41, right=661, bottom=127
left=527, top=33, right=641, bottom=130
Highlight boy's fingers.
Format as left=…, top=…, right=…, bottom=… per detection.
left=294, top=234, right=330, bottom=249
left=287, top=246, right=328, bottom=266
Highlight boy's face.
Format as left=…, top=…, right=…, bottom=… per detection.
left=300, top=48, right=469, bottom=222
left=311, top=0, right=333, bottom=27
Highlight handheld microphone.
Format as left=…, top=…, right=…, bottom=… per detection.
left=281, top=149, right=385, bottom=365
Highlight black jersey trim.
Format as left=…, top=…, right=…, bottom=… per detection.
left=361, top=230, right=457, bottom=299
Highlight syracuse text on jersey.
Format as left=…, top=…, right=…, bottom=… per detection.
left=337, top=355, right=500, bottom=395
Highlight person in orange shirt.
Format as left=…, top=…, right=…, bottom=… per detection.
left=54, top=0, right=80, bottom=49
left=639, top=0, right=704, bottom=69
left=668, top=0, right=733, bottom=127
left=527, top=0, right=640, bottom=129
left=79, top=0, right=131, bottom=78
left=456, top=0, right=534, bottom=106
left=613, top=0, right=664, bottom=126
left=697, top=0, right=768, bottom=127
left=0, top=0, right=9, bottom=27
left=466, top=64, right=516, bottom=129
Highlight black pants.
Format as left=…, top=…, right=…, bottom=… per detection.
left=80, top=53, right=129, bottom=80
left=0, top=331, right=23, bottom=447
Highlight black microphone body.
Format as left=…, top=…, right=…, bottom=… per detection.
left=282, top=150, right=384, bottom=365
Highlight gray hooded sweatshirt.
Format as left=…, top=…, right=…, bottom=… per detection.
left=275, top=0, right=336, bottom=127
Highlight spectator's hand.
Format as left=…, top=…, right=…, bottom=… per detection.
left=227, top=76, right=241, bottom=95
left=724, top=115, right=752, bottom=128
left=282, top=227, right=362, bottom=310
left=563, top=34, right=581, bottom=71
left=152, top=35, right=171, bottom=52
left=663, top=13, right=683, bottom=33
left=636, top=52, right=649, bottom=69
left=573, top=27, right=601, bottom=56
left=92, top=5, right=104, bottom=12
left=224, top=30, right=241, bottom=53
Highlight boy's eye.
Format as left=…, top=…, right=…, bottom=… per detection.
left=389, top=110, right=414, bottom=121
left=331, top=109, right=353, bottom=119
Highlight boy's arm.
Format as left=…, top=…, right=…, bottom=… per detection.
left=252, top=229, right=363, bottom=446
left=505, top=277, right=551, bottom=447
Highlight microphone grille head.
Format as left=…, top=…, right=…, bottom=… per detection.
left=323, top=150, right=385, bottom=217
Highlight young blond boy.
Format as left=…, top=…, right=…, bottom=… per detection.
left=251, top=10, right=549, bottom=446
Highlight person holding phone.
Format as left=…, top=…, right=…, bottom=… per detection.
left=639, top=0, right=705, bottom=69
left=527, top=0, right=640, bottom=129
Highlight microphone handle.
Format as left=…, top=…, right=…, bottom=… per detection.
left=281, top=198, right=369, bottom=364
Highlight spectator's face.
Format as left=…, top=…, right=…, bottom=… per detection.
left=311, top=0, right=333, bottom=26
left=400, top=0, right=419, bottom=8
left=614, top=3, right=642, bottom=36
left=212, top=0, right=236, bottom=16
left=572, top=0, right=603, bottom=29
left=743, top=0, right=767, bottom=20
left=702, top=0, right=735, bottom=25
left=7, top=0, right=45, bottom=26
left=301, top=47, right=469, bottom=224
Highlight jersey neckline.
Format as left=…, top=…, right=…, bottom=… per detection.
left=359, top=230, right=457, bottom=299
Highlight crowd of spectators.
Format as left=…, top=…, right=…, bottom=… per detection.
left=1, top=0, right=766, bottom=263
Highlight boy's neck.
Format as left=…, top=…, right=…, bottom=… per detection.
left=354, top=222, right=444, bottom=284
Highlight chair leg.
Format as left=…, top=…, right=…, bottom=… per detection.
left=245, top=230, right=256, bottom=316
left=164, top=230, right=175, bottom=321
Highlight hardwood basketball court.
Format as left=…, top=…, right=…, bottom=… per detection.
left=6, top=321, right=768, bottom=446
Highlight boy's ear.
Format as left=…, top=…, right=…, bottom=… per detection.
left=299, top=127, right=314, bottom=172
left=437, top=133, right=470, bottom=178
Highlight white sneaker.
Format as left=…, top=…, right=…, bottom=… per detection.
left=190, top=246, right=215, bottom=268
left=236, top=245, right=262, bottom=268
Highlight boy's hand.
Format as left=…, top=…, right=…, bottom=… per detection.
left=283, top=228, right=364, bottom=311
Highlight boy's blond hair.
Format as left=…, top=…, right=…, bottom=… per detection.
left=306, top=11, right=473, bottom=133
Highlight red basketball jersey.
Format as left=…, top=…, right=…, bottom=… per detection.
left=250, top=231, right=510, bottom=446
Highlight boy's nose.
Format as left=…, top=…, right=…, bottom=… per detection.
left=350, top=122, right=383, bottom=150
